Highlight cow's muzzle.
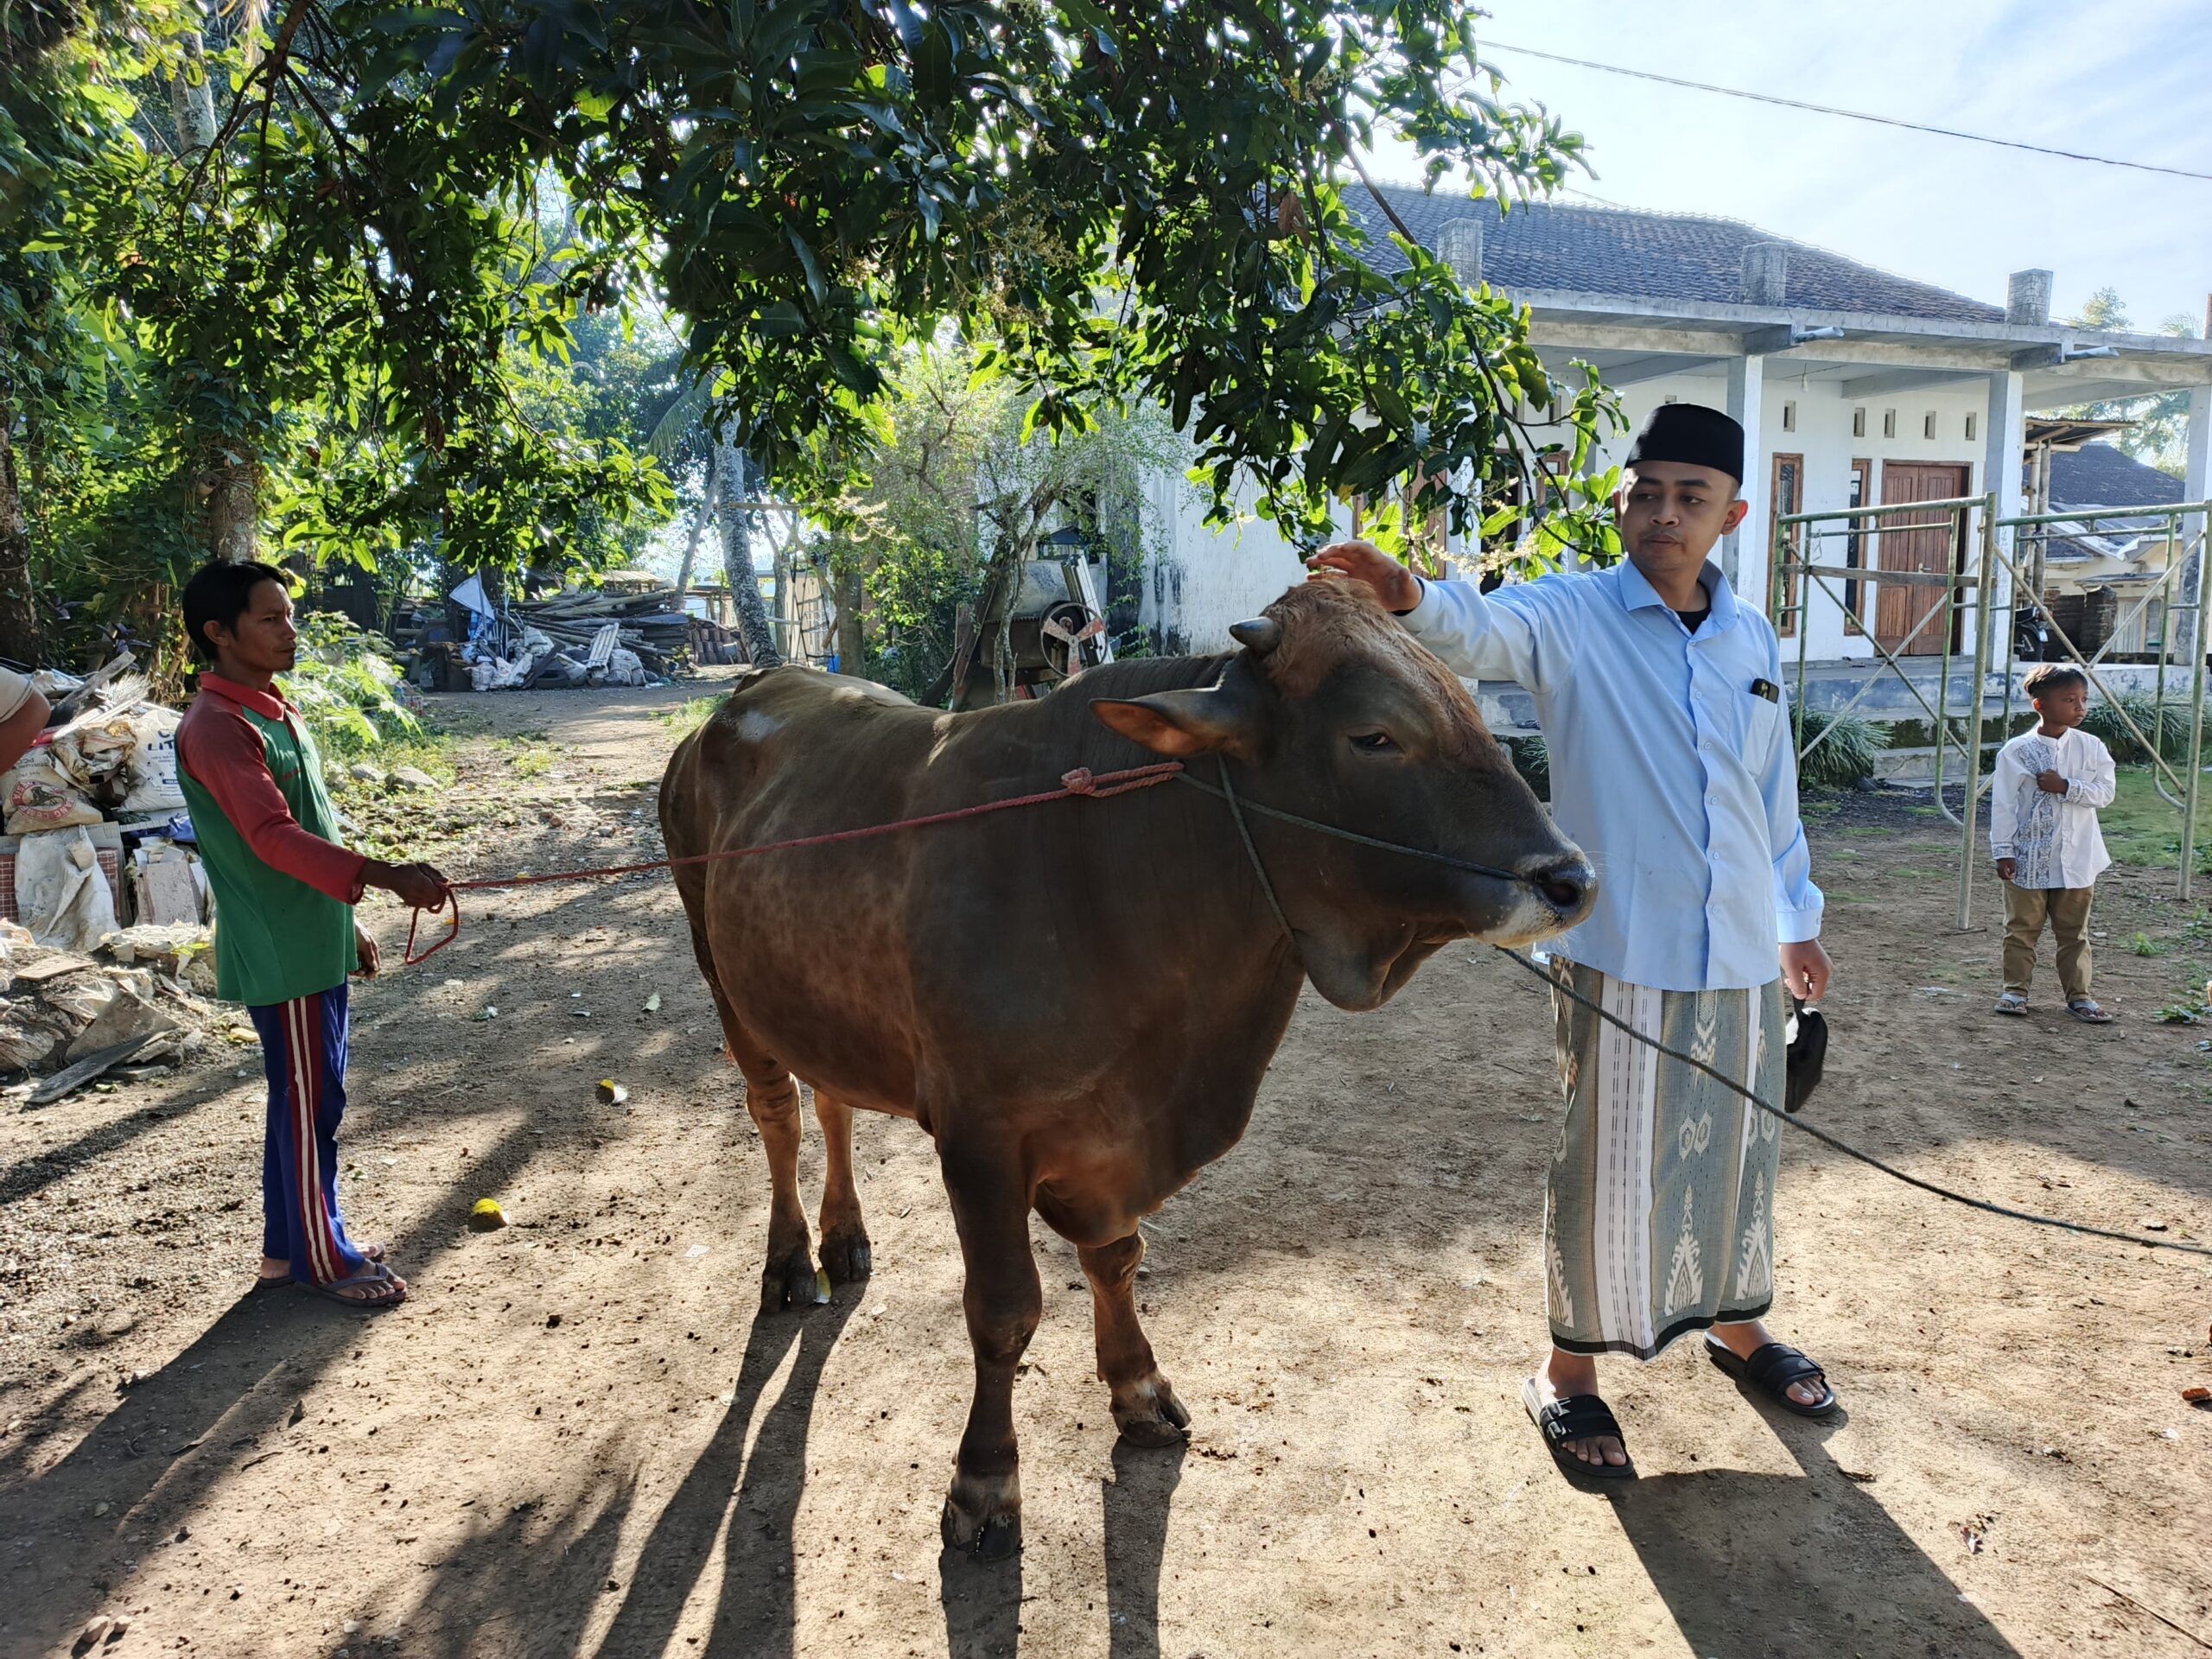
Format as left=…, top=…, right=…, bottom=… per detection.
left=1523, top=855, right=1597, bottom=925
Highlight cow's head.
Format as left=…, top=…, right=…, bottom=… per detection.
left=1092, top=579, right=1594, bottom=1011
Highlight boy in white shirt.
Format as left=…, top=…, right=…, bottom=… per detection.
left=1989, top=664, right=2117, bottom=1022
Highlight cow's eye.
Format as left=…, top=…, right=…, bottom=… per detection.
left=1349, top=731, right=1398, bottom=754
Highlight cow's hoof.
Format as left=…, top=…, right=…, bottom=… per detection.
left=941, top=1471, right=1021, bottom=1560
left=760, top=1244, right=825, bottom=1313
left=819, top=1227, right=873, bottom=1286
left=1110, top=1375, right=1192, bottom=1447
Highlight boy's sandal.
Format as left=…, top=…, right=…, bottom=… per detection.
left=1705, top=1337, right=1838, bottom=1418
left=2067, top=999, right=2115, bottom=1024
left=306, top=1267, right=407, bottom=1311
left=250, top=1242, right=379, bottom=1294
left=1993, top=993, right=2028, bottom=1017
left=1522, top=1376, right=1636, bottom=1479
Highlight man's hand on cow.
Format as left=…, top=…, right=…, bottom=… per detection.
left=1306, top=541, right=1422, bottom=615
left=1780, top=938, right=1833, bottom=1004
left=366, top=858, right=450, bottom=912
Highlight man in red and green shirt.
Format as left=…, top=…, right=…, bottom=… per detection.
left=175, top=562, right=448, bottom=1309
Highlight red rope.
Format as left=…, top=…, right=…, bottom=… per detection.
left=401, top=761, right=1187, bottom=966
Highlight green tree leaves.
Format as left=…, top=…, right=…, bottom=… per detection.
left=353, top=0, right=1612, bottom=557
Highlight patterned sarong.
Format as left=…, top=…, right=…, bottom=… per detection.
left=1543, top=960, right=1786, bottom=1360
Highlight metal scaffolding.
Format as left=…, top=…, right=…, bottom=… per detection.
left=1770, top=493, right=2212, bottom=925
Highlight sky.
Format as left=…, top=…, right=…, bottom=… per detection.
left=1370, top=0, right=2212, bottom=334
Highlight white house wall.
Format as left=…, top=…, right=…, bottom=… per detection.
left=1604, top=371, right=1996, bottom=660
left=1144, top=367, right=2006, bottom=662
left=1139, top=468, right=1328, bottom=653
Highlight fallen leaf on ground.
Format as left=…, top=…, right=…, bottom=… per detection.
left=468, top=1198, right=508, bottom=1232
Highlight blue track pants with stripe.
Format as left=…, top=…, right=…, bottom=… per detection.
left=248, top=984, right=370, bottom=1286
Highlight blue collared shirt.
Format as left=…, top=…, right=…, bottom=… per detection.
left=1402, top=559, right=1822, bottom=992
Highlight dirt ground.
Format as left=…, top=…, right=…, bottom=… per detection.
left=3, top=678, right=2209, bottom=1659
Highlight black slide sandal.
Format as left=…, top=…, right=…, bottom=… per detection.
left=1522, top=1376, right=1637, bottom=1479
left=1705, top=1338, right=1838, bottom=1417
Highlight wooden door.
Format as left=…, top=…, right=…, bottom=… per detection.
left=1876, top=462, right=1972, bottom=655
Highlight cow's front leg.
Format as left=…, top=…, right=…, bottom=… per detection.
left=812, top=1088, right=872, bottom=1286
left=1079, top=1233, right=1190, bottom=1447
left=938, top=1142, right=1039, bottom=1560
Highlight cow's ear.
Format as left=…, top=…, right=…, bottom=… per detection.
left=1092, top=677, right=1262, bottom=759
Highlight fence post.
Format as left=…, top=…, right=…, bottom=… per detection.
left=1955, top=495, right=1999, bottom=930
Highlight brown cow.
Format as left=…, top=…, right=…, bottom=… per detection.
left=659, top=578, right=1592, bottom=1557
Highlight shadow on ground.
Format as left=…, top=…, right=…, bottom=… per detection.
left=1614, top=1413, right=2021, bottom=1659
left=584, top=1298, right=859, bottom=1659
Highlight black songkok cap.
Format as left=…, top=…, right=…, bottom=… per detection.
left=1624, top=403, right=1745, bottom=485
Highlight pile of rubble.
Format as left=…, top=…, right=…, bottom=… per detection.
left=408, top=572, right=739, bottom=692
left=0, top=921, right=219, bottom=1105
left=0, top=657, right=207, bottom=958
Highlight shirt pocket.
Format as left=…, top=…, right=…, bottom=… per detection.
left=1716, top=683, right=1785, bottom=762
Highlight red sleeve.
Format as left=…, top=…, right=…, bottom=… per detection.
left=178, top=704, right=369, bottom=905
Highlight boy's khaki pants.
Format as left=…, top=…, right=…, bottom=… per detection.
left=2002, top=882, right=2094, bottom=1000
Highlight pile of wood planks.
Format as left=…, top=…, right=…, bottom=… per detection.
left=512, top=586, right=742, bottom=673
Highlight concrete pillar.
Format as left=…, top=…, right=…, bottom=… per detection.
left=1725, top=354, right=1767, bottom=607
left=1982, top=369, right=2028, bottom=652
left=1984, top=370, right=2027, bottom=518
left=2187, top=385, right=2211, bottom=511
left=2184, top=385, right=2211, bottom=622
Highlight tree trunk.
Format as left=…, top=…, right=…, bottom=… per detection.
left=178, top=3, right=252, bottom=562
left=0, top=398, right=47, bottom=664
left=835, top=556, right=866, bottom=675
left=171, top=7, right=219, bottom=154
left=672, top=449, right=716, bottom=598
left=198, top=437, right=260, bottom=563
left=713, top=435, right=782, bottom=666
left=771, top=512, right=794, bottom=650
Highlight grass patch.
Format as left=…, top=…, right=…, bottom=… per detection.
left=326, top=728, right=469, bottom=862
left=345, top=734, right=460, bottom=786
left=505, top=740, right=561, bottom=779
left=2101, top=766, right=2211, bottom=872
left=656, top=696, right=724, bottom=738
left=2131, top=931, right=2169, bottom=957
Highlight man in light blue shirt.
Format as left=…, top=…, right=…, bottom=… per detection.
left=1314, top=403, right=1836, bottom=1480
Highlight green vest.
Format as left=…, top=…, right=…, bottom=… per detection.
left=179, top=705, right=357, bottom=1007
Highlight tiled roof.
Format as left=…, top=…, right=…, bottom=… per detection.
left=1353, top=185, right=2005, bottom=324
left=2048, top=442, right=2184, bottom=511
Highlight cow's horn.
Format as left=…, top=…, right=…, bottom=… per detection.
left=1229, top=617, right=1281, bottom=656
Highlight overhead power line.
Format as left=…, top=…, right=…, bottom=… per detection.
left=1484, top=41, right=2212, bottom=184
